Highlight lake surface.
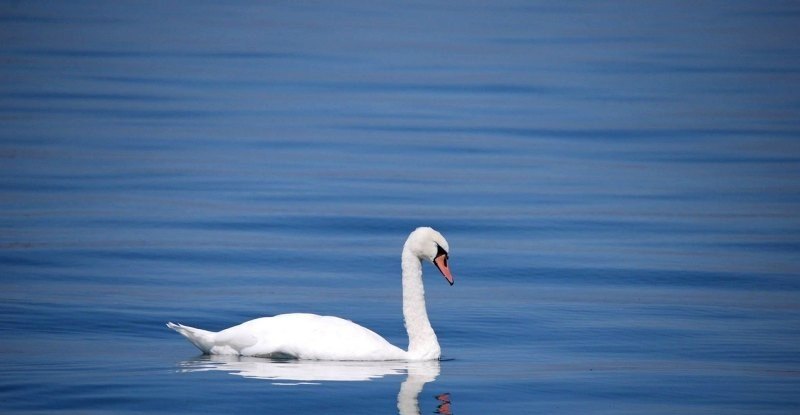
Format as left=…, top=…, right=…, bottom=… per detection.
left=2, top=1, right=799, bottom=413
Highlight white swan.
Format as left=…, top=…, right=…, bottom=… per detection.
left=167, top=227, right=454, bottom=361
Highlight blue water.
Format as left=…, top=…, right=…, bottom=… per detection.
left=2, top=1, right=800, bottom=413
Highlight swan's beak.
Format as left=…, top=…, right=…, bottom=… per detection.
left=434, top=254, right=454, bottom=286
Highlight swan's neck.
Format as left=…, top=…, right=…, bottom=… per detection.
left=401, top=249, right=441, bottom=360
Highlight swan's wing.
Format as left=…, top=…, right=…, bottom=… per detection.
left=228, top=313, right=407, bottom=360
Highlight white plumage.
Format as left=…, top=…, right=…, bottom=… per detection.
left=167, top=227, right=454, bottom=361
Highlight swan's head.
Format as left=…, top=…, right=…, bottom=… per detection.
left=405, top=227, right=454, bottom=286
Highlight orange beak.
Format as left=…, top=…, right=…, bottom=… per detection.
left=434, top=254, right=454, bottom=286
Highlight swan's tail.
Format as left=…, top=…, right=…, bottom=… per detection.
left=166, top=322, right=215, bottom=354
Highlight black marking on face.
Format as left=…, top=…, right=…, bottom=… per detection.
left=435, top=243, right=448, bottom=268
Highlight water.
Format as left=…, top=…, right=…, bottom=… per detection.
left=2, top=1, right=799, bottom=413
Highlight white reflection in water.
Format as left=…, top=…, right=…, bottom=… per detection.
left=177, top=356, right=450, bottom=414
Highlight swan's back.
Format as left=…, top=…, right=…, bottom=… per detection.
left=172, top=313, right=408, bottom=361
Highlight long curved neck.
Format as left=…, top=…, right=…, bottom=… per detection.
left=401, top=248, right=440, bottom=360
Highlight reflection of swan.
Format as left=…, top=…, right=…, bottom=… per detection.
left=177, top=356, right=446, bottom=414
left=398, top=361, right=444, bottom=415
left=168, top=227, right=455, bottom=361
left=178, top=354, right=409, bottom=384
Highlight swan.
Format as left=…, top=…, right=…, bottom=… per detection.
left=167, top=227, right=454, bottom=361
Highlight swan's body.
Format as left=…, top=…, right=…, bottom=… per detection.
left=167, top=227, right=454, bottom=361
left=168, top=313, right=407, bottom=360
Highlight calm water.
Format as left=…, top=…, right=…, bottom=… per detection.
left=2, top=1, right=800, bottom=414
